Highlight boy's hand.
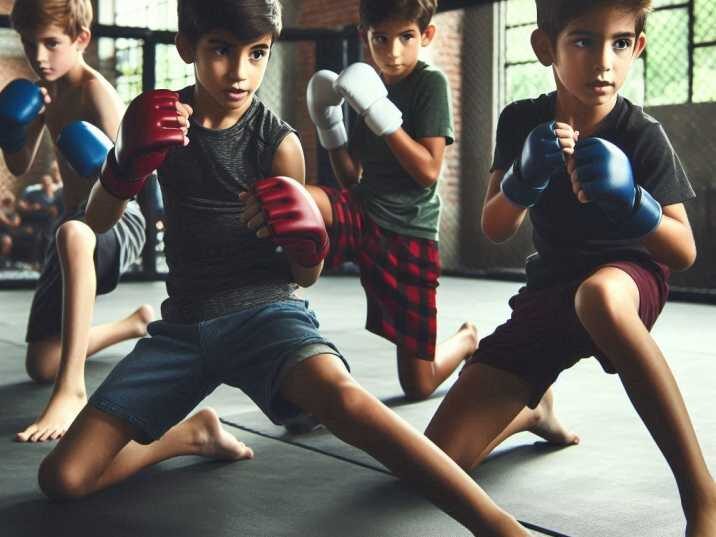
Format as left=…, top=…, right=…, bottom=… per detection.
left=500, top=121, right=568, bottom=208
left=334, top=62, right=402, bottom=137
left=176, top=100, right=192, bottom=146
left=307, top=70, right=347, bottom=150
left=571, top=137, right=662, bottom=237
left=0, top=79, right=45, bottom=153
left=240, top=177, right=329, bottom=268
left=100, top=90, right=186, bottom=199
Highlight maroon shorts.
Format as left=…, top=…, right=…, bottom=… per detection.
left=467, top=261, right=670, bottom=408
left=320, top=186, right=440, bottom=359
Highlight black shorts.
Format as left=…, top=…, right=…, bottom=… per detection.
left=25, top=206, right=145, bottom=342
left=466, top=261, right=670, bottom=408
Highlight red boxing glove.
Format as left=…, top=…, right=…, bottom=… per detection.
left=101, top=90, right=185, bottom=199
left=254, top=176, right=329, bottom=267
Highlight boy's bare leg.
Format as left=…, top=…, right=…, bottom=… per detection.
left=475, top=388, right=579, bottom=467
left=576, top=267, right=716, bottom=537
left=39, top=406, right=252, bottom=499
left=397, top=322, right=478, bottom=400
left=18, top=221, right=154, bottom=443
left=280, top=354, right=532, bottom=536
left=24, top=306, right=154, bottom=383
left=425, top=363, right=575, bottom=471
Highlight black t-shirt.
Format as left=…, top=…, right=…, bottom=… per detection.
left=492, top=92, right=695, bottom=289
left=157, top=87, right=298, bottom=322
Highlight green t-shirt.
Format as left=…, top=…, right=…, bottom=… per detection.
left=349, top=61, right=454, bottom=241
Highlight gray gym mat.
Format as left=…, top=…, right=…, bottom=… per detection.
left=221, top=278, right=716, bottom=537
left=0, top=418, right=479, bottom=537
left=1, top=277, right=714, bottom=537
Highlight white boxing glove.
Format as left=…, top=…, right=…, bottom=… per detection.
left=333, top=62, right=402, bottom=137
left=306, top=70, right=348, bottom=150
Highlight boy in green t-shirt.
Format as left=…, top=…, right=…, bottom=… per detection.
left=306, top=0, right=475, bottom=400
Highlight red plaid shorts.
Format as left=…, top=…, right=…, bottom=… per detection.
left=320, top=187, right=440, bottom=359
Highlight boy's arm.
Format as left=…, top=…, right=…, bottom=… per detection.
left=305, top=69, right=362, bottom=189
left=384, top=131, right=445, bottom=188
left=81, top=79, right=127, bottom=232
left=481, top=169, right=529, bottom=242
left=85, top=180, right=128, bottom=234
left=642, top=203, right=696, bottom=271
left=270, top=133, right=324, bottom=287
left=84, top=91, right=188, bottom=233
left=327, top=145, right=362, bottom=189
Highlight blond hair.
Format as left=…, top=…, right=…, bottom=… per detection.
left=11, top=0, right=93, bottom=40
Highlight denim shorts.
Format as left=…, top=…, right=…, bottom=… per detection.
left=89, top=299, right=347, bottom=444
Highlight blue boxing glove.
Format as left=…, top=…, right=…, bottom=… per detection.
left=0, top=79, right=44, bottom=153
left=57, top=121, right=113, bottom=178
left=500, top=121, right=564, bottom=208
left=573, top=137, right=662, bottom=238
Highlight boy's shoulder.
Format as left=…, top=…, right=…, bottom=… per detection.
left=497, top=92, right=555, bottom=134
left=47, top=67, right=123, bottom=125
left=501, top=92, right=554, bottom=119
left=409, top=61, right=449, bottom=88
left=614, top=95, right=661, bottom=135
left=78, top=69, right=122, bottom=109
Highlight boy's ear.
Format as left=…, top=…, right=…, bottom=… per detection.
left=358, top=25, right=369, bottom=47
left=74, top=28, right=91, bottom=51
left=421, top=24, right=436, bottom=46
left=633, top=32, right=647, bottom=59
left=531, top=28, right=553, bottom=67
left=175, top=32, right=195, bottom=64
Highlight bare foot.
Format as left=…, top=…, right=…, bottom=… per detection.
left=186, top=408, right=254, bottom=461
left=685, top=485, right=716, bottom=537
left=457, top=322, right=479, bottom=359
left=16, top=388, right=87, bottom=443
left=128, top=304, right=154, bottom=338
left=529, top=389, right=580, bottom=446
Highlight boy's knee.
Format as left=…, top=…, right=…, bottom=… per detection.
left=38, top=455, right=89, bottom=500
left=318, top=381, right=373, bottom=436
left=55, top=220, right=96, bottom=255
left=25, top=342, right=59, bottom=384
left=399, top=376, right=433, bottom=401
left=25, top=354, right=56, bottom=384
left=575, top=275, right=632, bottom=327
left=305, top=185, right=333, bottom=227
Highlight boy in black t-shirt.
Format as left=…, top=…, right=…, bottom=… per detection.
left=426, top=1, right=716, bottom=533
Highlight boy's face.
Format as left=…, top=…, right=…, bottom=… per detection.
left=20, top=24, right=88, bottom=81
left=363, top=19, right=435, bottom=84
left=542, top=6, right=646, bottom=108
left=183, top=30, right=272, bottom=118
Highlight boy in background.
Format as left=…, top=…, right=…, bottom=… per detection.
left=1, top=0, right=152, bottom=443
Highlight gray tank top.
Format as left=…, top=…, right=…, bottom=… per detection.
left=157, top=87, right=298, bottom=322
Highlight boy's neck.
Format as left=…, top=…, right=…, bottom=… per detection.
left=554, top=90, right=619, bottom=138
left=52, top=58, right=89, bottom=93
left=191, top=84, right=252, bottom=130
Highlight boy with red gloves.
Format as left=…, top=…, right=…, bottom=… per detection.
left=37, top=1, right=531, bottom=535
